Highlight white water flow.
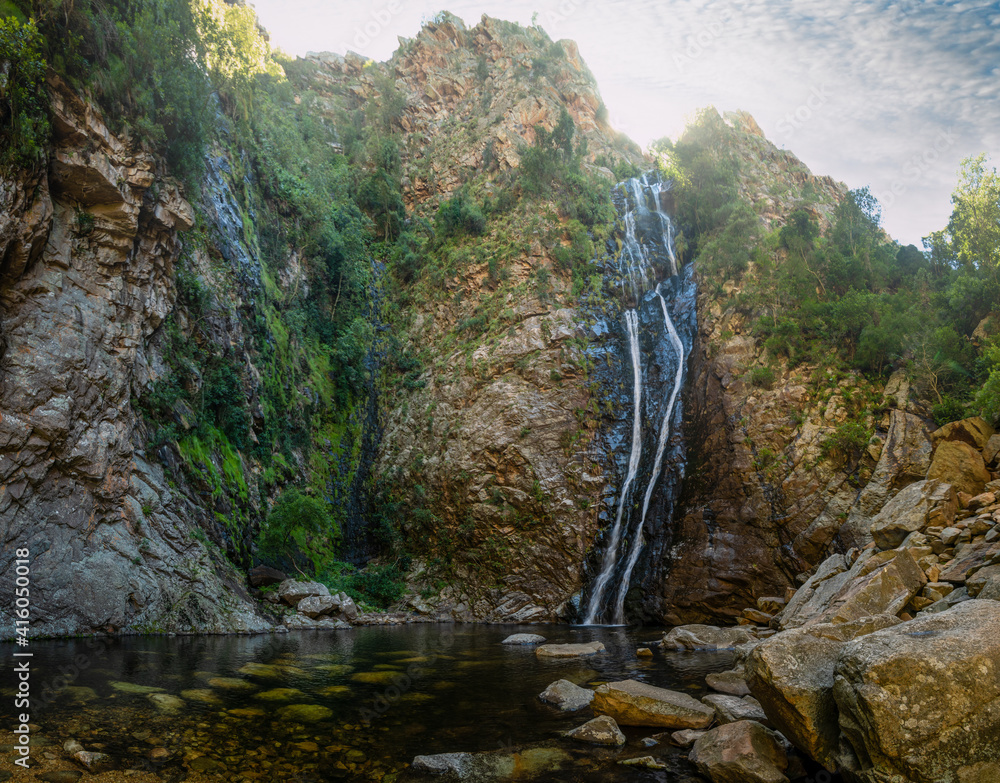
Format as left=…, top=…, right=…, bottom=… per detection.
left=611, top=284, right=686, bottom=620
left=650, top=182, right=678, bottom=277
left=582, top=308, right=644, bottom=625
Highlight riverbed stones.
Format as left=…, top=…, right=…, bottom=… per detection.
left=833, top=601, right=1000, bottom=782
left=108, top=681, right=165, bottom=694
left=745, top=614, right=901, bottom=770
left=662, top=624, right=757, bottom=650
left=592, top=679, right=715, bottom=728
left=72, top=750, right=112, bottom=772
left=671, top=729, right=707, bottom=747
left=412, top=752, right=473, bottom=775
left=538, top=679, right=594, bottom=711
left=501, top=633, right=546, bottom=645
left=277, top=579, right=330, bottom=607
left=566, top=715, right=626, bottom=746
left=706, top=670, right=751, bottom=696
left=39, top=773, right=82, bottom=783
left=535, top=641, right=605, bottom=658
left=689, top=721, right=789, bottom=783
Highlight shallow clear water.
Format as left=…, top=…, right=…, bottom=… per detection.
left=2, top=624, right=738, bottom=781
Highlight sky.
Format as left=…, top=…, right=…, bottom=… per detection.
left=249, top=0, right=1000, bottom=247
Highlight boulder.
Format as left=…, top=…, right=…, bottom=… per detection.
left=702, top=693, right=769, bottom=726
left=745, top=615, right=901, bottom=770
left=249, top=565, right=287, bottom=588
left=780, top=549, right=924, bottom=630
left=706, top=670, right=751, bottom=697
left=565, top=715, right=625, bottom=746
left=277, top=580, right=329, bottom=607
left=918, top=586, right=970, bottom=615
left=983, top=433, right=1000, bottom=466
left=671, top=729, right=707, bottom=747
left=937, top=539, right=1000, bottom=583
left=838, top=410, right=933, bottom=549
left=535, top=641, right=605, bottom=658
left=869, top=479, right=958, bottom=550
left=592, top=679, right=715, bottom=729
left=339, top=595, right=359, bottom=621
left=689, top=720, right=790, bottom=783
left=411, top=752, right=471, bottom=775
left=967, top=563, right=1000, bottom=597
left=538, top=679, right=593, bottom=711
left=834, top=601, right=1000, bottom=782
left=926, top=440, right=991, bottom=496
left=501, top=633, right=546, bottom=645
left=931, top=416, right=995, bottom=450
left=662, top=624, right=757, bottom=651
left=297, top=595, right=339, bottom=618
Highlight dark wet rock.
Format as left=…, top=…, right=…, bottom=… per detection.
left=501, top=633, right=546, bottom=645
left=249, top=565, right=287, bottom=587
left=592, top=679, right=715, bottom=728
left=566, top=715, right=626, bottom=746
left=662, top=624, right=757, bottom=650
left=689, top=720, right=789, bottom=783
left=538, top=679, right=594, bottom=711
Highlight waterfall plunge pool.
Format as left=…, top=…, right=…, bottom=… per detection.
left=1, top=624, right=738, bottom=782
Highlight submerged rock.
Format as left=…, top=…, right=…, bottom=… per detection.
left=535, top=641, right=605, bottom=658
left=566, top=715, right=626, bottom=746
left=277, top=704, right=333, bottom=723
left=618, top=755, right=667, bottom=769
left=538, top=679, right=594, bottom=711
left=146, top=692, right=185, bottom=714
left=592, top=679, right=715, bottom=728
left=689, top=720, right=789, bottom=783
left=501, top=633, right=546, bottom=645
left=108, top=681, right=164, bottom=695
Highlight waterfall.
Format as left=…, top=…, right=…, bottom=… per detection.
left=582, top=308, right=644, bottom=625
left=581, top=173, right=696, bottom=625
left=611, top=285, right=686, bottom=619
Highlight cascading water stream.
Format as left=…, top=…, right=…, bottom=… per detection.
left=582, top=308, right=644, bottom=625
left=581, top=173, right=695, bottom=625
left=611, top=285, right=686, bottom=619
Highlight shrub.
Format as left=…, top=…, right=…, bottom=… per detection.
left=257, top=488, right=338, bottom=574
left=749, top=366, right=776, bottom=389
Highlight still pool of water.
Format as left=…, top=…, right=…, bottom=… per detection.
left=1, top=624, right=738, bottom=781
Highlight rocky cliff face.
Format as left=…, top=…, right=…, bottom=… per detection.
left=304, top=14, right=647, bottom=621
left=0, top=80, right=268, bottom=636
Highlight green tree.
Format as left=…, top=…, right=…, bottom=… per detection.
left=0, top=16, right=48, bottom=168
left=257, top=488, right=338, bottom=575
left=948, top=154, right=1000, bottom=278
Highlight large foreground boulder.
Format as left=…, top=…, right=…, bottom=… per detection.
left=745, top=615, right=901, bottom=771
left=834, top=601, right=1000, bottom=782
left=592, top=679, right=714, bottom=728
left=689, top=720, right=789, bottom=783
left=662, top=624, right=757, bottom=650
